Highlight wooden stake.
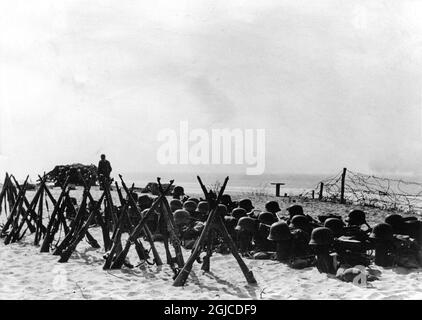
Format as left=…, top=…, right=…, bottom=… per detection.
left=319, top=182, right=324, bottom=200
left=340, top=168, right=347, bottom=204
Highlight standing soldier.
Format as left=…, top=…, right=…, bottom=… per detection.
left=98, top=154, right=112, bottom=189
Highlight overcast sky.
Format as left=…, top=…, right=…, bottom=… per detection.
left=1, top=0, right=422, bottom=178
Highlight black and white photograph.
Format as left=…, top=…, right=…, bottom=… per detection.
left=1, top=0, right=422, bottom=304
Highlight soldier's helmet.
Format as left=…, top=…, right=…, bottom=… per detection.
left=286, top=204, right=304, bottom=219
left=346, top=209, right=366, bottom=226
left=309, top=227, right=334, bottom=246
left=369, top=223, right=393, bottom=241
left=138, top=195, right=152, bottom=208
left=173, top=209, right=192, bottom=226
left=235, top=217, right=258, bottom=233
left=290, top=215, right=310, bottom=231
left=170, top=199, right=183, bottom=212
left=403, top=220, right=422, bottom=240
left=231, top=208, right=247, bottom=220
left=173, top=186, right=185, bottom=196
left=385, top=214, right=404, bottom=233
left=222, top=194, right=233, bottom=205
left=141, top=208, right=157, bottom=222
left=265, top=201, right=281, bottom=214
left=258, top=211, right=278, bottom=226
left=238, top=199, right=254, bottom=212
left=188, top=197, right=200, bottom=204
left=324, top=218, right=345, bottom=237
left=197, top=201, right=209, bottom=215
left=224, top=216, right=237, bottom=229
left=216, top=204, right=229, bottom=217
left=267, top=221, right=292, bottom=242
left=183, top=200, right=197, bottom=213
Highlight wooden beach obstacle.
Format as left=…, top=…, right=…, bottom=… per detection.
left=173, top=176, right=257, bottom=287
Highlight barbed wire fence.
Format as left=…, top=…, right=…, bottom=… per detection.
left=303, top=168, right=422, bottom=214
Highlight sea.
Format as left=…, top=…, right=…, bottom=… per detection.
left=120, top=172, right=326, bottom=196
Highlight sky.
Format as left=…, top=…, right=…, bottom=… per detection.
left=1, top=0, right=422, bottom=179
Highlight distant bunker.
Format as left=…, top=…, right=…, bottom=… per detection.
left=46, top=164, right=98, bottom=187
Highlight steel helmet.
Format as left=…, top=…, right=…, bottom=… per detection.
left=224, top=216, right=237, bottom=229
left=258, top=211, right=278, bottom=226
left=347, top=209, right=366, bottom=226
left=183, top=200, right=197, bottom=213
left=324, top=218, right=345, bottom=237
left=216, top=204, right=228, bottom=217
left=173, top=209, right=192, bottom=226
left=265, top=201, right=281, bottom=214
left=222, top=194, right=233, bottom=205
left=290, top=215, right=310, bottom=231
left=309, top=227, right=334, bottom=246
left=188, top=197, right=200, bottom=204
left=197, top=201, right=209, bottom=215
left=286, top=204, right=304, bottom=218
left=231, top=208, right=247, bottom=220
left=385, top=214, right=404, bottom=233
left=138, top=195, right=152, bottom=208
left=403, top=220, right=422, bottom=240
left=170, top=199, right=183, bottom=212
left=235, top=217, right=258, bottom=233
left=140, top=208, right=157, bottom=222
left=238, top=199, right=254, bottom=212
left=267, top=221, right=292, bottom=242
left=173, top=186, right=185, bottom=196
left=369, top=223, right=393, bottom=241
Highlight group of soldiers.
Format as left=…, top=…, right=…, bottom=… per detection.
left=165, top=186, right=422, bottom=283
left=69, top=183, right=422, bottom=284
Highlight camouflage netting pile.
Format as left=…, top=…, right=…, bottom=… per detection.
left=46, top=163, right=98, bottom=187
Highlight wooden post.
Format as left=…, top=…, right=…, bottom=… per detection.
left=271, top=183, right=285, bottom=197
left=318, top=182, right=324, bottom=200
left=340, top=168, right=347, bottom=204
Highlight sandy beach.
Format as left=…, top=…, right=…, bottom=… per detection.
left=0, top=187, right=421, bottom=300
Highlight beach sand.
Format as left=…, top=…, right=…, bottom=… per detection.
left=0, top=188, right=421, bottom=300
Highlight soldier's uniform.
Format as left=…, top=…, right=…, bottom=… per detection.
left=310, top=227, right=377, bottom=283
left=173, top=209, right=204, bottom=249
left=180, top=221, right=205, bottom=249
left=392, top=235, right=422, bottom=268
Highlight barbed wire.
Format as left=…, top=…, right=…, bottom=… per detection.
left=303, top=169, right=422, bottom=214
